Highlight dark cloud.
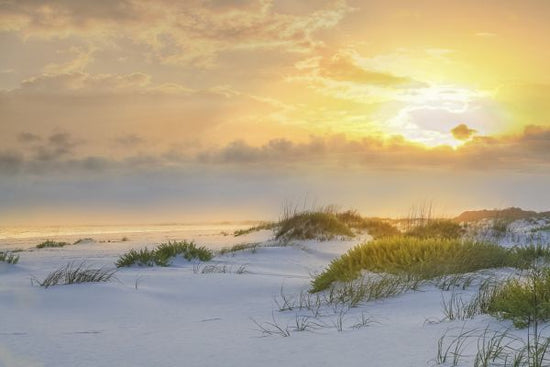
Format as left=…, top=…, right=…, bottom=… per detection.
left=451, top=124, right=477, bottom=140
left=0, top=151, right=23, bottom=175
left=17, top=132, right=41, bottom=143
left=33, top=132, right=78, bottom=161
left=4, top=126, right=550, bottom=176
left=114, top=134, right=144, bottom=146
left=199, top=127, right=550, bottom=171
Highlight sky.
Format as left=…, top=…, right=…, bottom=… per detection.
left=1, top=0, right=549, bottom=225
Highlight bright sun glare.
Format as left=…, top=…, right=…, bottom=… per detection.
left=386, top=85, right=488, bottom=148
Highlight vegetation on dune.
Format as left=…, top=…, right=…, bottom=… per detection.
left=36, top=240, right=71, bottom=249
left=311, top=238, right=550, bottom=292
left=116, top=240, right=213, bottom=267
left=405, top=219, right=465, bottom=240
left=275, top=210, right=355, bottom=241
left=0, top=251, right=19, bottom=264
left=33, top=262, right=116, bottom=288
left=273, top=208, right=400, bottom=242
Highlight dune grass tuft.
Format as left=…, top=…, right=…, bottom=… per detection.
left=33, top=262, right=116, bottom=288
left=311, top=237, right=527, bottom=292
left=0, top=251, right=19, bottom=264
left=116, top=240, right=213, bottom=267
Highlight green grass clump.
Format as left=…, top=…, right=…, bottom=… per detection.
left=33, top=262, right=116, bottom=288
left=488, top=269, right=550, bottom=328
left=116, top=241, right=213, bottom=267
left=311, top=238, right=511, bottom=292
left=275, top=211, right=355, bottom=241
left=116, top=248, right=157, bottom=267
left=36, top=240, right=71, bottom=249
left=405, top=219, right=465, bottom=240
left=155, top=241, right=213, bottom=264
left=0, top=251, right=19, bottom=264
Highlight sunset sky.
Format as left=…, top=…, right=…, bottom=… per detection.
left=1, top=0, right=549, bottom=225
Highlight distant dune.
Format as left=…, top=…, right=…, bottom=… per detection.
left=455, top=207, right=550, bottom=222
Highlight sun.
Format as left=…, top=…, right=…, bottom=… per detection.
left=384, top=84, right=489, bottom=148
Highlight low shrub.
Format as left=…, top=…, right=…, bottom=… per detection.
left=116, top=240, right=213, bottom=267
left=509, top=244, right=550, bottom=269
left=36, top=240, right=71, bottom=249
left=0, top=251, right=19, bottom=264
left=33, top=262, right=116, bottom=288
left=487, top=268, right=550, bottom=328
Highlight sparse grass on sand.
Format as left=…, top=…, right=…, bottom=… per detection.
left=219, top=242, right=259, bottom=255
left=311, top=238, right=550, bottom=292
left=33, top=262, right=117, bottom=288
left=116, top=240, right=213, bottom=267
left=73, top=238, right=95, bottom=245
left=0, top=251, right=19, bottom=264
left=36, top=240, right=71, bottom=249
left=233, top=222, right=275, bottom=237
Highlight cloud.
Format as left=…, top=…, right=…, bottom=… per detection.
left=0, top=151, right=23, bottom=174
left=318, top=50, right=421, bottom=86
left=4, top=126, right=550, bottom=176
left=1, top=0, right=352, bottom=67
left=17, top=132, right=41, bottom=143
left=19, top=71, right=152, bottom=94
left=451, top=124, right=477, bottom=140
left=33, top=132, right=79, bottom=161
left=114, top=134, right=145, bottom=146
left=42, top=46, right=95, bottom=74
left=198, top=127, right=550, bottom=171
